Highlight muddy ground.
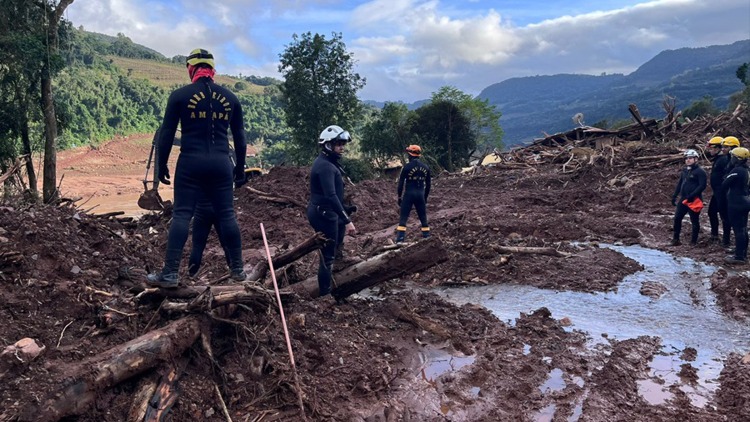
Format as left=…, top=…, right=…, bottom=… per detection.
left=1, top=111, right=750, bottom=421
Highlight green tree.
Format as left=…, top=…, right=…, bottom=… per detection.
left=736, top=63, right=749, bottom=87
left=278, top=32, right=365, bottom=164
left=431, top=86, right=503, bottom=153
left=683, top=95, right=720, bottom=120
left=413, top=99, right=475, bottom=171
left=360, top=102, right=417, bottom=167
left=729, top=63, right=750, bottom=111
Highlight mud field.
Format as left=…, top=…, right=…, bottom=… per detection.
left=1, top=113, right=750, bottom=421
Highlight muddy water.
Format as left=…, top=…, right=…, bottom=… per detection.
left=435, top=245, right=750, bottom=355
left=430, top=244, right=750, bottom=408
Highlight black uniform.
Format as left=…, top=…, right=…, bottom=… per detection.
left=722, top=163, right=750, bottom=261
left=708, top=153, right=731, bottom=243
left=307, top=149, right=351, bottom=296
left=156, top=76, right=247, bottom=277
left=671, top=164, right=707, bottom=245
left=187, top=197, right=230, bottom=276
left=396, top=157, right=431, bottom=241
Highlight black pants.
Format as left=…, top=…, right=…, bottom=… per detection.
left=188, top=197, right=229, bottom=275
left=728, top=205, right=749, bottom=260
left=398, top=190, right=429, bottom=229
left=673, top=202, right=700, bottom=244
left=307, top=204, right=345, bottom=296
left=708, top=191, right=731, bottom=243
left=162, top=154, right=242, bottom=274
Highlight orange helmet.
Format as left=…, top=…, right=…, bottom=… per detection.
left=406, top=145, right=422, bottom=157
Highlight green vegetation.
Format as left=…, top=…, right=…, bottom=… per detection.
left=278, top=32, right=366, bottom=164
left=360, top=86, right=500, bottom=172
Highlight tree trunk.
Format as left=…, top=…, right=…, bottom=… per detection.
left=40, top=0, right=75, bottom=203
left=18, top=315, right=203, bottom=422
left=289, top=236, right=450, bottom=299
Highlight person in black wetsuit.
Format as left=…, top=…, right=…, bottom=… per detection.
left=187, top=196, right=230, bottom=277
left=722, top=146, right=750, bottom=264
left=706, top=137, right=728, bottom=243
left=670, top=149, right=707, bottom=246
left=395, top=145, right=431, bottom=243
left=147, top=48, right=248, bottom=288
left=307, top=125, right=357, bottom=296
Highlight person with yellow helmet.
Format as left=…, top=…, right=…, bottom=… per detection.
left=716, top=136, right=742, bottom=246
left=706, top=137, right=729, bottom=244
left=670, top=149, right=707, bottom=246
left=147, top=48, right=248, bottom=288
left=395, top=145, right=432, bottom=243
left=721, top=145, right=750, bottom=264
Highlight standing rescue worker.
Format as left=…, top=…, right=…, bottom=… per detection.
left=719, top=136, right=742, bottom=247
left=395, top=145, right=431, bottom=243
left=670, top=149, right=707, bottom=246
left=187, top=197, right=229, bottom=277
left=307, top=125, right=357, bottom=296
left=147, top=48, right=248, bottom=288
left=706, top=137, right=727, bottom=243
left=722, top=146, right=750, bottom=264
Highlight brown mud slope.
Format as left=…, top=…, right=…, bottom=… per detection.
left=2, top=107, right=750, bottom=421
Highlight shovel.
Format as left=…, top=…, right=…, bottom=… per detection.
left=137, top=131, right=165, bottom=211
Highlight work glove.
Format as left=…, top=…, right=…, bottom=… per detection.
left=158, top=166, right=171, bottom=185
left=345, top=205, right=358, bottom=214
left=397, top=197, right=402, bottom=206
left=234, top=167, right=247, bottom=188
left=671, top=196, right=677, bottom=206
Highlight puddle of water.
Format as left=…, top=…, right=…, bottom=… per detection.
left=639, top=353, right=716, bottom=407
left=571, top=375, right=584, bottom=387
left=418, top=347, right=475, bottom=383
left=430, top=245, right=750, bottom=404
left=469, top=386, right=481, bottom=398
left=637, top=379, right=673, bottom=405
left=568, top=402, right=583, bottom=422
left=539, top=368, right=566, bottom=393
left=534, top=404, right=556, bottom=422
left=523, top=344, right=532, bottom=355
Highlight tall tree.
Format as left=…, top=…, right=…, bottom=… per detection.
left=360, top=102, right=417, bottom=167
left=413, top=100, right=475, bottom=171
left=432, top=86, right=504, bottom=153
left=278, top=32, right=365, bottom=163
left=38, top=0, right=73, bottom=202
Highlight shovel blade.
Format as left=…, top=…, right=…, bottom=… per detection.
left=137, top=189, right=165, bottom=211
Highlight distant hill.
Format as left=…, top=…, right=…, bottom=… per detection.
left=477, top=39, right=750, bottom=146
left=107, top=56, right=265, bottom=93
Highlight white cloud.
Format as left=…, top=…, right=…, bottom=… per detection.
left=67, top=0, right=750, bottom=102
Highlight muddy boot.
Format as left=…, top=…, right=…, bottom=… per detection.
left=146, top=272, right=179, bottom=288
left=669, top=238, right=681, bottom=246
left=230, top=268, right=247, bottom=281
left=724, top=256, right=747, bottom=265
left=710, top=234, right=719, bottom=243
left=421, top=227, right=431, bottom=239
left=395, top=226, right=406, bottom=243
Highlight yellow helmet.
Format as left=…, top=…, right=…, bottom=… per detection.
left=730, top=147, right=750, bottom=160
left=722, top=136, right=740, bottom=148
left=707, top=136, right=724, bottom=146
left=186, top=48, right=215, bottom=68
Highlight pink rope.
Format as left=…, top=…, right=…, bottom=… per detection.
left=260, top=223, right=295, bottom=366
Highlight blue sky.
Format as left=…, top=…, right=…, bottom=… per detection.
left=67, top=0, right=750, bottom=102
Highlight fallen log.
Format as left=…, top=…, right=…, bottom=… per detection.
left=160, top=284, right=275, bottom=313
left=289, top=236, right=450, bottom=300
left=247, top=232, right=328, bottom=282
left=17, top=316, right=205, bottom=422
left=246, top=186, right=305, bottom=208
left=491, top=245, right=571, bottom=258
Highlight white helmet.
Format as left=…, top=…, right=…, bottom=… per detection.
left=318, top=125, right=351, bottom=144
left=684, top=149, right=699, bottom=158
